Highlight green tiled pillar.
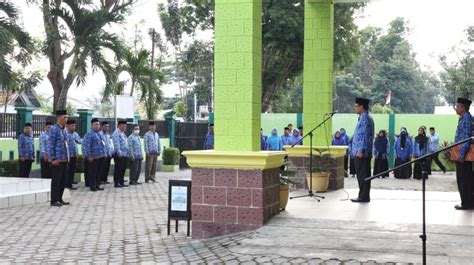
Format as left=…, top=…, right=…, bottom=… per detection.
left=303, top=0, right=334, bottom=146
left=15, top=105, right=34, bottom=139
left=77, top=109, right=94, bottom=136
left=214, top=0, right=262, bottom=151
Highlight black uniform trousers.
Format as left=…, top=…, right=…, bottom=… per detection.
left=51, top=161, right=68, bottom=203
left=66, top=156, right=77, bottom=188
left=456, top=161, right=473, bottom=208
left=428, top=153, right=447, bottom=174
left=130, top=158, right=142, bottom=184
left=355, top=157, right=371, bottom=201
left=114, top=156, right=128, bottom=185
left=101, top=157, right=112, bottom=183
left=84, top=159, right=90, bottom=187
left=19, top=159, right=33, bottom=178
left=88, top=157, right=105, bottom=190
left=40, top=159, right=51, bottom=179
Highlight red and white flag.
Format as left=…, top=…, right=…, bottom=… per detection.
left=385, top=89, right=392, bottom=105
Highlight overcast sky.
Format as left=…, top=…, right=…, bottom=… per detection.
left=15, top=0, right=474, bottom=104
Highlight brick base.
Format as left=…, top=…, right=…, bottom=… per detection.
left=191, top=167, right=280, bottom=239
left=287, top=156, right=344, bottom=191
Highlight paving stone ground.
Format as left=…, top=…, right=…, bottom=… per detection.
left=0, top=170, right=471, bottom=264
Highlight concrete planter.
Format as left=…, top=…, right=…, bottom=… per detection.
left=279, top=184, right=290, bottom=211
left=161, top=164, right=179, bottom=172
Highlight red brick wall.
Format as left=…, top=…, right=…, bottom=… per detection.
left=191, top=167, right=280, bottom=239
left=287, top=156, right=345, bottom=191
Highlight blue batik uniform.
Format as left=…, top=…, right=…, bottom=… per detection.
left=429, top=133, right=440, bottom=153
left=112, top=129, right=129, bottom=157
left=455, top=112, right=473, bottom=159
left=350, top=111, right=375, bottom=158
left=144, top=131, right=160, bottom=154
left=99, top=131, right=114, bottom=157
left=18, top=133, right=35, bottom=160
left=39, top=131, right=49, bottom=158
left=266, top=129, right=282, bottom=151
left=413, top=137, right=430, bottom=158
left=47, top=124, right=69, bottom=162
left=394, top=138, right=412, bottom=161
left=203, top=133, right=214, bottom=150
left=281, top=135, right=292, bottom=147
left=66, top=131, right=82, bottom=158
left=83, top=129, right=106, bottom=159
left=128, top=134, right=143, bottom=160
left=374, top=140, right=390, bottom=160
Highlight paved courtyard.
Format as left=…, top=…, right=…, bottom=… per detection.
left=0, top=170, right=472, bottom=264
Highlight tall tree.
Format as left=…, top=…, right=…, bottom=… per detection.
left=40, top=0, right=133, bottom=111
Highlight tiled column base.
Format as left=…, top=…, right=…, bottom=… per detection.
left=287, top=156, right=344, bottom=191
left=191, top=167, right=280, bottom=239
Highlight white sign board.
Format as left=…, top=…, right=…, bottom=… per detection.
left=115, top=95, right=135, bottom=119
left=170, top=186, right=188, bottom=212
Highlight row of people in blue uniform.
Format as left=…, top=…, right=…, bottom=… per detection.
left=17, top=111, right=162, bottom=206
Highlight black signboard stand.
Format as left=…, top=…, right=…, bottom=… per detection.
left=167, top=179, right=192, bottom=237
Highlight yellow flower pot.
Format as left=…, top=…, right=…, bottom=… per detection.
left=306, top=172, right=331, bottom=192
left=279, top=184, right=290, bottom=211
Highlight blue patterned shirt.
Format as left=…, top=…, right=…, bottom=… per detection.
left=82, top=129, right=106, bottom=159
left=428, top=133, right=440, bottom=153
left=128, top=134, right=143, bottom=160
left=455, top=112, right=472, bottom=159
left=47, top=124, right=69, bottom=162
left=281, top=135, right=292, bottom=147
left=99, top=131, right=113, bottom=157
left=203, top=133, right=214, bottom=150
left=112, top=129, right=129, bottom=157
left=394, top=137, right=412, bottom=161
left=350, top=111, right=375, bottom=158
left=144, top=131, right=161, bottom=154
left=39, top=131, right=49, bottom=156
left=18, top=133, right=35, bottom=160
left=413, top=136, right=430, bottom=158
left=66, top=130, right=82, bottom=157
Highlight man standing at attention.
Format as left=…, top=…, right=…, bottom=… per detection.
left=99, top=121, right=113, bottom=184
left=39, top=121, right=52, bottom=179
left=453, top=97, right=472, bottom=210
left=350, top=98, right=375, bottom=203
left=144, top=121, right=160, bottom=183
left=82, top=118, right=106, bottom=191
left=113, top=120, right=129, bottom=188
left=203, top=124, right=214, bottom=150
left=18, top=123, right=35, bottom=178
left=128, top=124, right=143, bottom=185
left=428, top=127, right=447, bottom=174
left=47, top=110, right=70, bottom=207
left=280, top=127, right=292, bottom=147
left=65, top=119, right=81, bottom=190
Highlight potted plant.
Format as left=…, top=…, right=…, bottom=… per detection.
left=305, top=148, right=332, bottom=192
left=440, top=141, right=456, bottom=172
left=0, top=160, right=20, bottom=177
left=161, top=147, right=180, bottom=172
left=279, top=171, right=297, bottom=211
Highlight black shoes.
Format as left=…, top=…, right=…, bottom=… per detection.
left=114, top=184, right=122, bottom=188
left=97, top=187, right=104, bottom=191
left=59, top=200, right=70, bottom=205
left=351, top=198, right=370, bottom=203
left=51, top=201, right=62, bottom=207
left=150, top=179, right=156, bottom=183
left=454, top=204, right=472, bottom=210
left=67, top=187, right=77, bottom=190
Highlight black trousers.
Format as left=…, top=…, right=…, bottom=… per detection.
left=343, top=155, right=349, bottom=177
left=66, top=157, right=77, bottom=188
left=428, top=153, right=447, bottom=173
left=19, top=160, right=33, bottom=178
left=413, top=159, right=429, bottom=179
left=40, top=159, right=51, bottom=179
left=88, top=157, right=105, bottom=190
left=84, top=159, right=90, bottom=187
left=456, top=161, right=473, bottom=208
left=349, top=157, right=356, bottom=175
left=355, top=157, right=371, bottom=201
left=51, top=161, right=68, bottom=203
left=373, top=157, right=389, bottom=178
left=101, top=157, right=112, bottom=183
left=130, top=158, right=142, bottom=183
left=114, top=157, right=128, bottom=185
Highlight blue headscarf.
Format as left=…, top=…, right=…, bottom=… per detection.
left=289, top=129, right=302, bottom=145
left=266, top=128, right=282, bottom=151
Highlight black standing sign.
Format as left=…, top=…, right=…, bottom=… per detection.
left=167, top=179, right=192, bottom=236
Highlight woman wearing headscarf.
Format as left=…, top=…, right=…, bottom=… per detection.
left=394, top=128, right=413, bottom=179
left=260, top=128, right=267, bottom=151
left=288, top=129, right=302, bottom=146
left=266, top=128, right=282, bottom=151
left=413, top=126, right=430, bottom=180
left=373, top=130, right=390, bottom=178
left=332, top=130, right=346, bottom=146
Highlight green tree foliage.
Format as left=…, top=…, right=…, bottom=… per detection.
left=161, top=0, right=364, bottom=112
left=174, top=100, right=186, bottom=118
left=371, top=103, right=392, bottom=114
left=439, top=27, right=473, bottom=105
left=334, top=73, right=369, bottom=113
left=40, top=0, right=133, bottom=111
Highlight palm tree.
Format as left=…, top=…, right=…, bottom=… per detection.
left=41, top=0, right=133, bottom=111
left=104, top=48, right=164, bottom=120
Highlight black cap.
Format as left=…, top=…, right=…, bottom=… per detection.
left=91, top=118, right=99, bottom=123
left=24, top=123, right=32, bottom=127
left=118, top=120, right=127, bottom=125
left=209, top=123, right=214, bottom=127
left=45, top=121, right=52, bottom=126
left=149, top=121, right=156, bottom=126
left=55, top=110, right=67, bottom=116
left=101, top=121, right=109, bottom=125
left=457, top=97, right=472, bottom=107
left=66, top=119, right=76, bottom=125
left=355, top=97, right=370, bottom=106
